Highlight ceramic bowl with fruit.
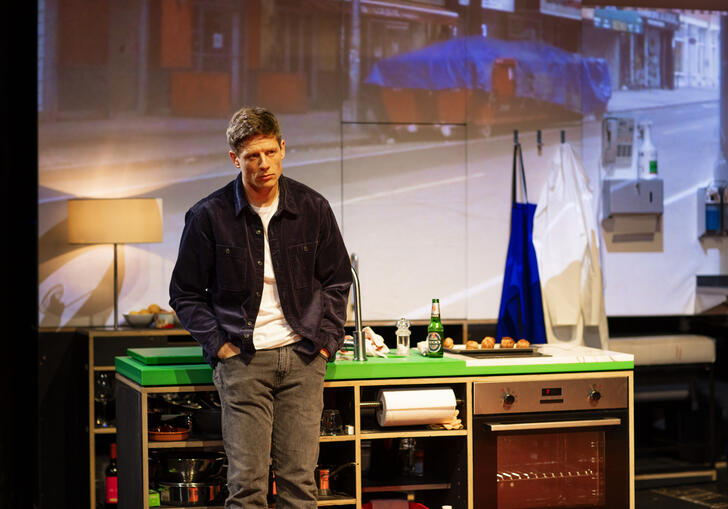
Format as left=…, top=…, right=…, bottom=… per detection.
left=123, top=311, right=154, bottom=328
left=124, top=304, right=166, bottom=328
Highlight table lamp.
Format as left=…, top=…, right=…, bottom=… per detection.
left=68, top=198, right=163, bottom=328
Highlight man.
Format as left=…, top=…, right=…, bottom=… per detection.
left=169, top=106, right=352, bottom=508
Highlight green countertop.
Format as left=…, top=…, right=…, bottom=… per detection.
left=127, top=346, right=204, bottom=365
left=116, top=345, right=634, bottom=387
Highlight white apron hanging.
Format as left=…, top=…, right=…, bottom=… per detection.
left=532, top=143, right=608, bottom=349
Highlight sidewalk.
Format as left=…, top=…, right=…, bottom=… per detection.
left=607, top=86, right=719, bottom=112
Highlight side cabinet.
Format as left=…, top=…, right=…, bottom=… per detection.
left=116, top=375, right=473, bottom=509
left=80, top=328, right=195, bottom=509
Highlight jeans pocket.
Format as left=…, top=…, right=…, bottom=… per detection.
left=219, top=353, right=241, bottom=364
left=315, top=352, right=329, bottom=376
left=212, top=362, right=224, bottom=391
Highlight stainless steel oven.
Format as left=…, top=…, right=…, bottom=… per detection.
left=473, top=373, right=632, bottom=509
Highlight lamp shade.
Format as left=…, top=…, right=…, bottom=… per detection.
left=68, top=198, right=163, bottom=244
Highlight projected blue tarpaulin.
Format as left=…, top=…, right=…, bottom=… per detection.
left=364, top=36, right=611, bottom=117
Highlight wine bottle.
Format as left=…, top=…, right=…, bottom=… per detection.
left=105, top=443, right=118, bottom=508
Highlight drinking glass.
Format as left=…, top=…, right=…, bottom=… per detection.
left=94, top=371, right=116, bottom=427
left=320, top=409, right=343, bottom=435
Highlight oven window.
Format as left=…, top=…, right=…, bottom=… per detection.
left=496, top=431, right=606, bottom=508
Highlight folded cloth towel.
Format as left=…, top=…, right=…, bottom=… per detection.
left=363, top=326, right=390, bottom=357
left=370, top=499, right=410, bottom=509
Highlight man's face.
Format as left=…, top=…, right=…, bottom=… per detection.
left=229, top=134, right=285, bottom=195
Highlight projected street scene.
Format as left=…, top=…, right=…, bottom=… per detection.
left=37, top=1, right=724, bottom=327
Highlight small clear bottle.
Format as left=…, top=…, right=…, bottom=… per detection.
left=637, top=120, right=658, bottom=179
left=398, top=438, right=415, bottom=476
left=395, top=317, right=411, bottom=356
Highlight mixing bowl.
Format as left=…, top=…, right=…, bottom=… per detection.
left=158, top=451, right=225, bottom=483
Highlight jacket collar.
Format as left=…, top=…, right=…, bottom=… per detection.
left=233, top=174, right=299, bottom=217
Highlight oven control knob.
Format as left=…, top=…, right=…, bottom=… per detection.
left=588, top=389, right=601, bottom=401
left=502, top=393, right=515, bottom=405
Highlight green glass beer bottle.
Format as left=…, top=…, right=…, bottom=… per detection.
left=427, top=298, right=444, bottom=358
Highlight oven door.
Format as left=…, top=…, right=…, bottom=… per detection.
left=474, top=409, right=629, bottom=509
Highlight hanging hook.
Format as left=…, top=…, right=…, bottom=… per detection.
left=561, top=130, right=566, bottom=144
left=537, top=130, right=543, bottom=156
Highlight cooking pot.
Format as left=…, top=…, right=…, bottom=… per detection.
left=159, top=480, right=225, bottom=506
left=191, top=408, right=222, bottom=439
left=158, top=451, right=225, bottom=483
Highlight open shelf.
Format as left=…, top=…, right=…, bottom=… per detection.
left=149, top=439, right=224, bottom=449
left=160, top=506, right=223, bottom=509
left=118, top=372, right=473, bottom=508
left=362, top=482, right=451, bottom=493
left=320, top=434, right=356, bottom=442
left=317, top=495, right=358, bottom=506
left=94, top=426, right=117, bottom=434
left=157, top=496, right=357, bottom=507
left=360, top=429, right=467, bottom=439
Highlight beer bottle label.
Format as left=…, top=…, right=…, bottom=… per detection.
left=427, top=332, right=442, bottom=353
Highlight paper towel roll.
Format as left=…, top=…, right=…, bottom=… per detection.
left=376, top=387, right=457, bottom=427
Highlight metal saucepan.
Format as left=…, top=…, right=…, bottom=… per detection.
left=157, top=451, right=225, bottom=483
left=159, top=480, right=225, bottom=506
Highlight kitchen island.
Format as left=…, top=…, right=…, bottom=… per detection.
left=116, top=344, right=634, bottom=509
left=115, top=343, right=634, bottom=384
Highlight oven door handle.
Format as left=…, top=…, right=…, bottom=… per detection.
left=485, top=417, right=621, bottom=431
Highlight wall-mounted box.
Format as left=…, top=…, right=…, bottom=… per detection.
left=696, top=274, right=728, bottom=295
left=602, top=179, right=663, bottom=218
left=697, top=186, right=727, bottom=238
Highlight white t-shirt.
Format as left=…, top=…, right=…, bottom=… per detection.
left=249, top=195, right=301, bottom=350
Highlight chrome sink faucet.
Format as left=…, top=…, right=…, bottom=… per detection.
left=350, top=254, right=366, bottom=362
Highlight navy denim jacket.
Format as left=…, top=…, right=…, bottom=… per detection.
left=169, top=174, right=353, bottom=367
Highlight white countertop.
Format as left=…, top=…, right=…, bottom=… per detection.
left=444, top=343, right=634, bottom=369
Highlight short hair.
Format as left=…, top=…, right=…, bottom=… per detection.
left=226, top=106, right=282, bottom=154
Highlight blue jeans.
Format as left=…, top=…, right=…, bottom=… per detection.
left=212, top=344, right=327, bottom=508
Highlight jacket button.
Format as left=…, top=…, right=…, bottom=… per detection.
left=256, top=291, right=261, bottom=297
left=303, top=246, right=308, bottom=252
left=247, top=321, right=253, bottom=326
left=225, top=248, right=230, bottom=254
left=256, top=229, right=262, bottom=235
left=257, top=260, right=262, bottom=265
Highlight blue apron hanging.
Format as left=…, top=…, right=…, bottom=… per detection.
left=496, top=139, right=547, bottom=343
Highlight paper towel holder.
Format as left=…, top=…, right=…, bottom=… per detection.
left=360, top=399, right=463, bottom=410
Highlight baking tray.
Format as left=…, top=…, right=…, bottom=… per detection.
left=444, top=346, right=548, bottom=358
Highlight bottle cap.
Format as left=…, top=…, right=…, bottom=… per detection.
left=395, top=317, right=411, bottom=336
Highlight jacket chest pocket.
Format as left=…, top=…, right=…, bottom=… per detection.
left=287, top=241, right=317, bottom=289
left=216, top=244, right=247, bottom=292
